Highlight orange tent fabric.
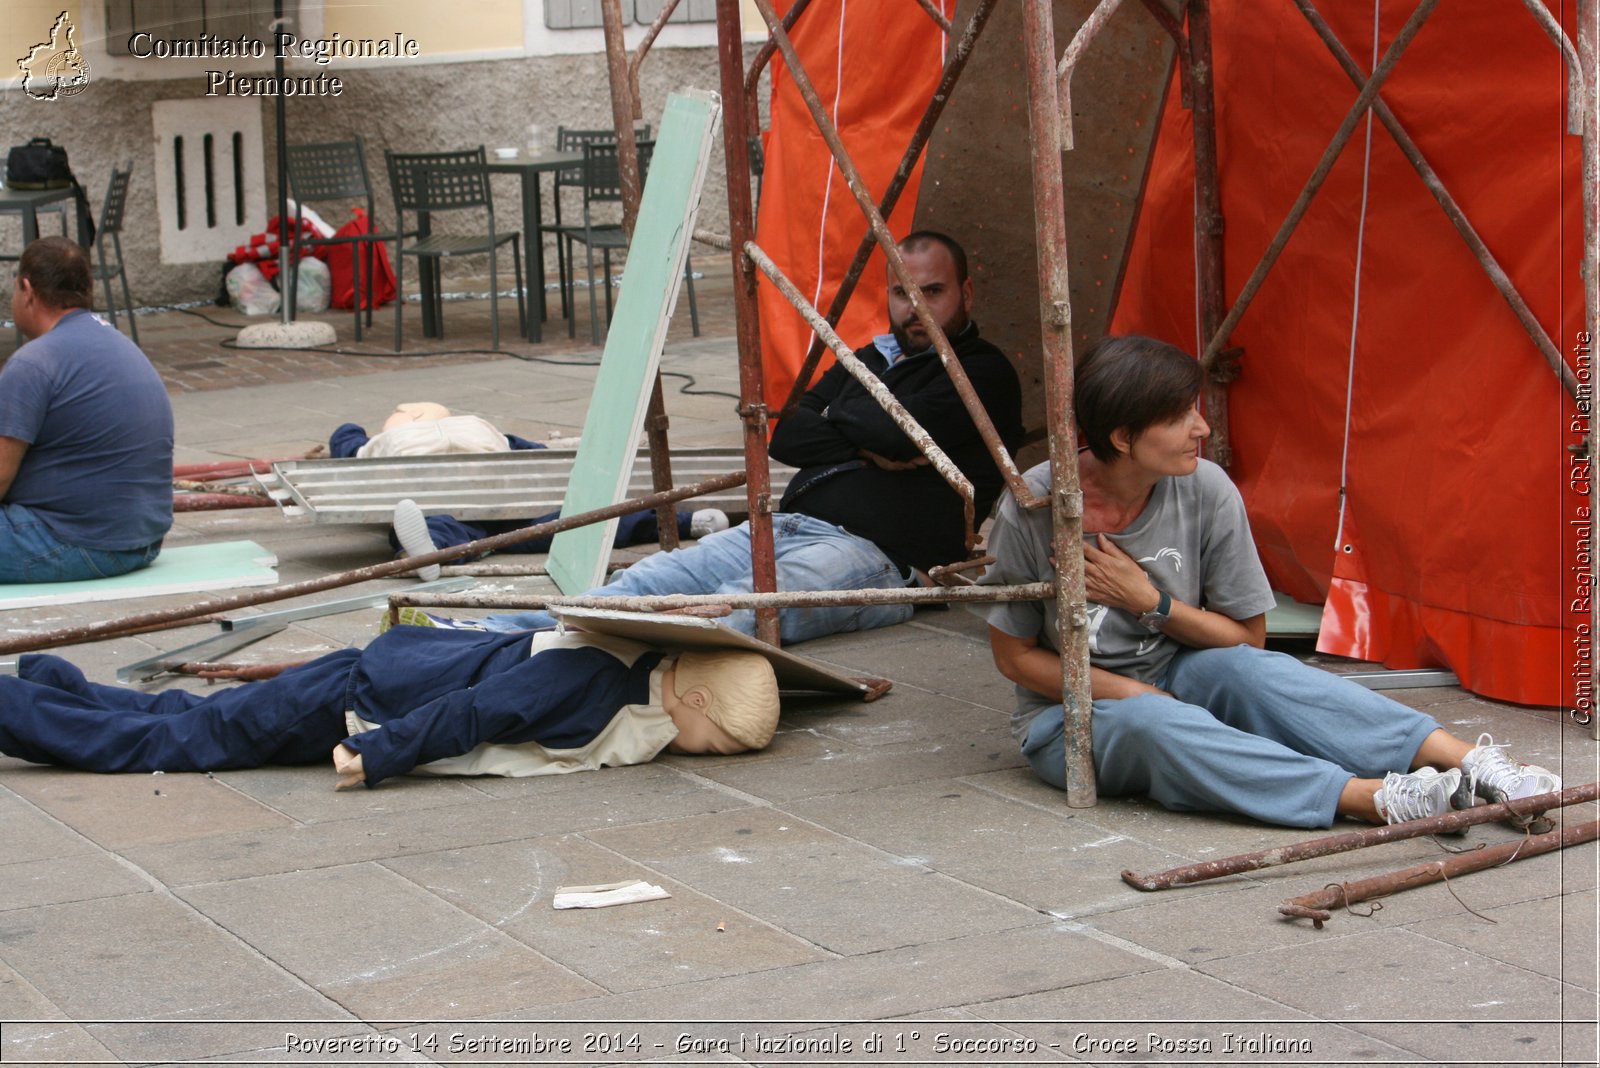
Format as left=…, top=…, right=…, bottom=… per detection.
left=1111, top=2, right=1582, bottom=708
left=754, top=0, right=952, bottom=409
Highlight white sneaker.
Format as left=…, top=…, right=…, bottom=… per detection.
left=689, top=508, right=730, bottom=539
left=1374, top=767, right=1461, bottom=824
left=1458, top=734, right=1563, bottom=807
left=392, top=499, right=440, bottom=581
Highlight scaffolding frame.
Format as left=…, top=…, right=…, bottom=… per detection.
left=407, top=0, right=1600, bottom=777
left=11, top=2, right=1589, bottom=782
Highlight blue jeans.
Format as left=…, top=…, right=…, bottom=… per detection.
left=0, top=503, right=162, bottom=584
left=480, top=513, right=915, bottom=644
left=1020, top=645, right=1442, bottom=828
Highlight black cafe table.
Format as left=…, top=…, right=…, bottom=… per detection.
left=0, top=184, right=88, bottom=254
left=485, top=148, right=582, bottom=344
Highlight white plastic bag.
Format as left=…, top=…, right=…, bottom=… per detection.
left=225, top=262, right=280, bottom=316
left=293, top=256, right=331, bottom=313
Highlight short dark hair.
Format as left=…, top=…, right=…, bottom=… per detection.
left=898, top=230, right=968, bottom=284
left=1075, top=335, right=1202, bottom=462
left=18, top=237, right=93, bottom=310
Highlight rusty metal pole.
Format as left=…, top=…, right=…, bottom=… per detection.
left=717, top=0, right=781, bottom=645
left=1186, top=0, right=1232, bottom=467
left=1122, top=781, right=1600, bottom=891
left=1294, top=0, right=1578, bottom=401
left=1279, top=819, right=1600, bottom=928
left=393, top=581, right=1055, bottom=614
left=782, top=0, right=998, bottom=417
left=1199, top=0, right=1441, bottom=373
left=0, top=473, right=746, bottom=657
left=627, top=0, right=683, bottom=118
left=1025, top=0, right=1096, bottom=806
left=749, top=0, right=1035, bottom=510
left=601, top=0, right=681, bottom=552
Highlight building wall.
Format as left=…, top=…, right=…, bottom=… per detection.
left=2, top=2, right=759, bottom=312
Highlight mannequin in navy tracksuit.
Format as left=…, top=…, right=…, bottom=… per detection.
left=0, top=627, right=672, bottom=787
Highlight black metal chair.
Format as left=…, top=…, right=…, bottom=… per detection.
left=285, top=138, right=395, bottom=341
left=558, top=139, right=699, bottom=345
left=540, top=125, right=655, bottom=321
left=386, top=147, right=525, bottom=352
left=94, top=166, right=137, bottom=344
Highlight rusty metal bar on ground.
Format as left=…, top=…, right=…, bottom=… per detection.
left=0, top=474, right=746, bottom=657
left=627, top=0, right=682, bottom=119
left=783, top=0, right=998, bottom=419
left=745, top=240, right=978, bottom=547
left=173, top=494, right=275, bottom=511
left=749, top=0, right=1035, bottom=513
left=1295, top=0, right=1579, bottom=402
left=1198, top=0, right=1441, bottom=374
left=742, top=0, right=814, bottom=136
left=717, top=0, right=781, bottom=645
left=1122, top=781, right=1600, bottom=891
left=173, top=480, right=266, bottom=497
left=911, top=0, right=951, bottom=35
left=1518, top=0, right=1584, bottom=135
left=391, top=581, right=1055, bottom=614
left=1188, top=0, right=1234, bottom=467
left=172, top=454, right=319, bottom=481
left=1055, top=0, right=1128, bottom=150
left=1279, top=819, right=1600, bottom=928
left=1025, top=0, right=1096, bottom=808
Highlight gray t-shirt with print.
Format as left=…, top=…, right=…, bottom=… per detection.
left=980, top=458, right=1276, bottom=742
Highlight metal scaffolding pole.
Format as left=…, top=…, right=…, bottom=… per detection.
left=717, top=0, right=781, bottom=645
left=782, top=0, right=998, bottom=417
left=1187, top=0, right=1234, bottom=467
left=748, top=0, right=1035, bottom=512
left=599, top=0, right=683, bottom=556
left=1026, top=0, right=1096, bottom=805
left=1197, top=0, right=1441, bottom=373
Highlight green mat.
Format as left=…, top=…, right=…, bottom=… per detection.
left=1266, top=590, right=1323, bottom=638
left=0, top=540, right=278, bottom=609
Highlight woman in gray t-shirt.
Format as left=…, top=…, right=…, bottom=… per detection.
left=981, top=336, right=1558, bottom=829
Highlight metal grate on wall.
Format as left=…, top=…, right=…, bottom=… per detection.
left=151, top=98, right=267, bottom=265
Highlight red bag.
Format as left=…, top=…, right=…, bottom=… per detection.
left=228, top=215, right=317, bottom=282
left=319, top=208, right=397, bottom=311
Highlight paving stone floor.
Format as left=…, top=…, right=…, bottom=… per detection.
left=0, top=265, right=1595, bottom=1066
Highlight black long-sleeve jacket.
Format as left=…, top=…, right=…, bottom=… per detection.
left=768, top=322, right=1023, bottom=571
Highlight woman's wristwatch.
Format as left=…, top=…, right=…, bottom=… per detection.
left=1138, top=589, right=1172, bottom=633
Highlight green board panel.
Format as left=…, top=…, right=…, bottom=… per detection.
left=547, top=90, right=722, bottom=594
left=0, top=540, right=278, bottom=608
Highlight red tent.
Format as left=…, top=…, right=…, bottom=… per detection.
left=1112, top=1, right=1581, bottom=708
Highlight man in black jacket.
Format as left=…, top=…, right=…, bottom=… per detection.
left=446, top=231, right=1024, bottom=644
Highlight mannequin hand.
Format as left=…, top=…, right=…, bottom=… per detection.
left=332, top=744, right=366, bottom=791
left=1083, top=534, right=1159, bottom=615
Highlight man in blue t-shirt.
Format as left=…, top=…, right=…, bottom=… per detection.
left=0, top=237, right=174, bottom=583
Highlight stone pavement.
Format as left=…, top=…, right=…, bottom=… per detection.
left=0, top=270, right=1596, bottom=1067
